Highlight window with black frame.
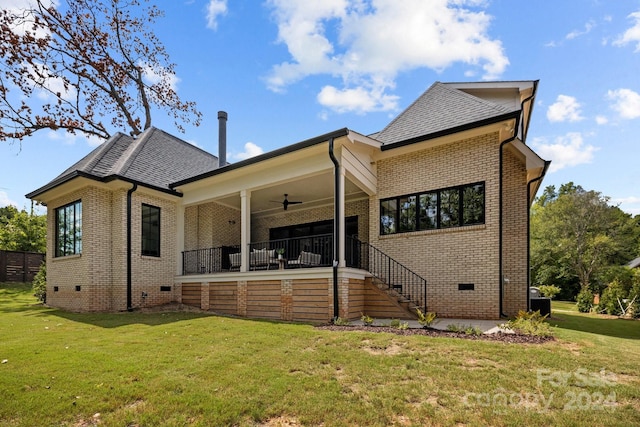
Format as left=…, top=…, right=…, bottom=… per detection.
left=55, top=200, right=82, bottom=257
left=141, top=204, right=160, bottom=257
left=380, top=182, right=485, bottom=235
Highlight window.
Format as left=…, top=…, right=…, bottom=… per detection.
left=141, top=204, right=160, bottom=257
left=380, top=182, right=485, bottom=235
left=55, top=200, right=82, bottom=257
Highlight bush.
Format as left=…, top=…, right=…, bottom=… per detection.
left=360, top=313, right=374, bottom=326
left=32, top=262, right=46, bottom=303
left=538, top=285, right=561, bottom=299
left=598, top=280, right=627, bottom=315
left=506, top=310, right=553, bottom=337
left=333, top=317, right=351, bottom=326
left=415, top=308, right=437, bottom=328
left=576, top=288, right=594, bottom=313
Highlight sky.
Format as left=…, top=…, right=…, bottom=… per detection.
left=1, top=0, right=640, bottom=216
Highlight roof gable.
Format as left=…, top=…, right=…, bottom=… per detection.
left=375, top=82, right=518, bottom=146
left=28, top=127, right=218, bottom=199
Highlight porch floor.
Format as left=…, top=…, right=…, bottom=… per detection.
left=350, top=318, right=514, bottom=335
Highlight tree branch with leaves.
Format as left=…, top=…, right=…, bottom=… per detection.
left=0, top=0, right=201, bottom=143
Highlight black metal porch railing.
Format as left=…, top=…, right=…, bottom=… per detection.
left=346, top=237, right=427, bottom=313
left=182, top=245, right=240, bottom=275
left=250, top=234, right=333, bottom=267
left=181, top=236, right=427, bottom=312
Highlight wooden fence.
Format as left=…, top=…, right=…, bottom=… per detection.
left=0, top=250, right=45, bottom=283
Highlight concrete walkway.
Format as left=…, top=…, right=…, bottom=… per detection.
left=351, top=318, right=513, bottom=334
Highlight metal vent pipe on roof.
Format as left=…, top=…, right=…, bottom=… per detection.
left=218, top=111, right=227, bottom=167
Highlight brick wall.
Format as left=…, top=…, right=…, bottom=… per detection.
left=368, top=132, right=527, bottom=319
left=129, top=192, right=179, bottom=309
left=47, top=187, right=108, bottom=311
left=46, top=185, right=180, bottom=312
left=184, top=202, right=241, bottom=251
left=502, top=147, right=529, bottom=316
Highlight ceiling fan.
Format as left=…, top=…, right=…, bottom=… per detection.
left=272, top=194, right=302, bottom=210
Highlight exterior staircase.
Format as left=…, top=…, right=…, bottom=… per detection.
left=348, top=238, right=428, bottom=318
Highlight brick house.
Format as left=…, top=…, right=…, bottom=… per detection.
left=27, top=80, right=549, bottom=320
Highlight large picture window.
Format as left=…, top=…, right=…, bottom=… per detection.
left=141, top=204, right=160, bottom=257
left=380, top=182, right=485, bottom=235
left=55, top=200, right=82, bottom=257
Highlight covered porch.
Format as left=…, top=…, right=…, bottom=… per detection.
left=171, top=130, right=425, bottom=321
left=173, top=129, right=379, bottom=277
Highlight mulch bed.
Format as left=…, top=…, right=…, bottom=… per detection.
left=315, top=324, right=555, bottom=344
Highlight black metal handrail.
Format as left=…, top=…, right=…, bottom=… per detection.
left=182, top=237, right=427, bottom=312
left=251, top=234, right=333, bottom=267
left=347, top=237, right=427, bottom=313
left=182, top=245, right=240, bottom=275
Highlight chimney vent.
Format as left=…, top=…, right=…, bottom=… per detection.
left=218, top=111, right=227, bottom=167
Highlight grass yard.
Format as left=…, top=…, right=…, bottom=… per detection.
left=1, top=283, right=639, bottom=426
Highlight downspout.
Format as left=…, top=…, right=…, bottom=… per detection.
left=329, top=137, right=340, bottom=321
left=499, top=91, right=536, bottom=318
left=526, top=161, right=551, bottom=311
left=126, top=183, right=138, bottom=311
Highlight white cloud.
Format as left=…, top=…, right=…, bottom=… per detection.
left=546, top=95, right=584, bottom=123
left=265, top=0, right=508, bottom=113
left=595, top=115, right=608, bottom=125
left=229, top=142, right=264, bottom=161
left=531, top=132, right=598, bottom=173
left=4, top=0, right=57, bottom=37
left=565, top=20, right=595, bottom=40
left=0, top=190, right=18, bottom=208
left=47, top=130, right=103, bottom=147
left=607, top=88, right=640, bottom=119
left=141, top=64, right=180, bottom=91
left=611, top=196, right=640, bottom=216
left=317, top=85, right=399, bottom=114
left=206, top=0, right=228, bottom=30
left=614, top=11, right=640, bottom=51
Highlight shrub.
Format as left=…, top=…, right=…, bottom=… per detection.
left=538, top=285, right=561, bottom=299
left=32, top=262, right=46, bottom=303
left=506, top=310, right=553, bottom=337
left=333, top=317, right=350, bottom=326
left=598, top=280, right=626, bottom=316
left=415, top=308, right=437, bottom=328
left=576, top=288, right=594, bottom=313
left=360, top=313, right=374, bottom=326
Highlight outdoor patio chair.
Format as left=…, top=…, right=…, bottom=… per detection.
left=228, top=252, right=241, bottom=271
left=250, top=248, right=278, bottom=270
left=288, top=251, right=321, bottom=268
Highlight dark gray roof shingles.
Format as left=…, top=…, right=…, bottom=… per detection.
left=375, top=82, right=518, bottom=145
left=29, top=127, right=218, bottom=197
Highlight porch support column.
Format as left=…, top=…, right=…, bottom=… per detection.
left=240, top=190, right=251, bottom=273
left=338, top=166, right=346, bottom=267
left=176, top=204, right=185, bottom=275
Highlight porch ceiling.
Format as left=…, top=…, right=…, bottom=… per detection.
left=215, top=171, right=367, bottom=215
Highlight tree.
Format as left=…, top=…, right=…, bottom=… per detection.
left=530, top=183, right=640, bottom=299
left=0, top=207, right=46, bottom=252
left=0, top=0, right=201, bottom=142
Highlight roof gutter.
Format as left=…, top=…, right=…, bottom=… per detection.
left=329, top=137, right=340, bottom=322
left=526, top=160, right=551, bottom=311
left=381, top=111, right=519, bottom=151
left=499, top=90, right=536, bottom=318
left=26, top=171, right=182, bottom=202
left=126, top=182, right=138, bottom=311
left=171, top=128, right=350, bottom=188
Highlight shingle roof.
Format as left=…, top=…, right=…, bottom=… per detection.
left=375, top=82, right=518, bottom=146
left=27, top=127, right=218, bottom=198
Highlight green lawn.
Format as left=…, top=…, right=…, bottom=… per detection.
left=1, top=284, right=639, bottom=426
